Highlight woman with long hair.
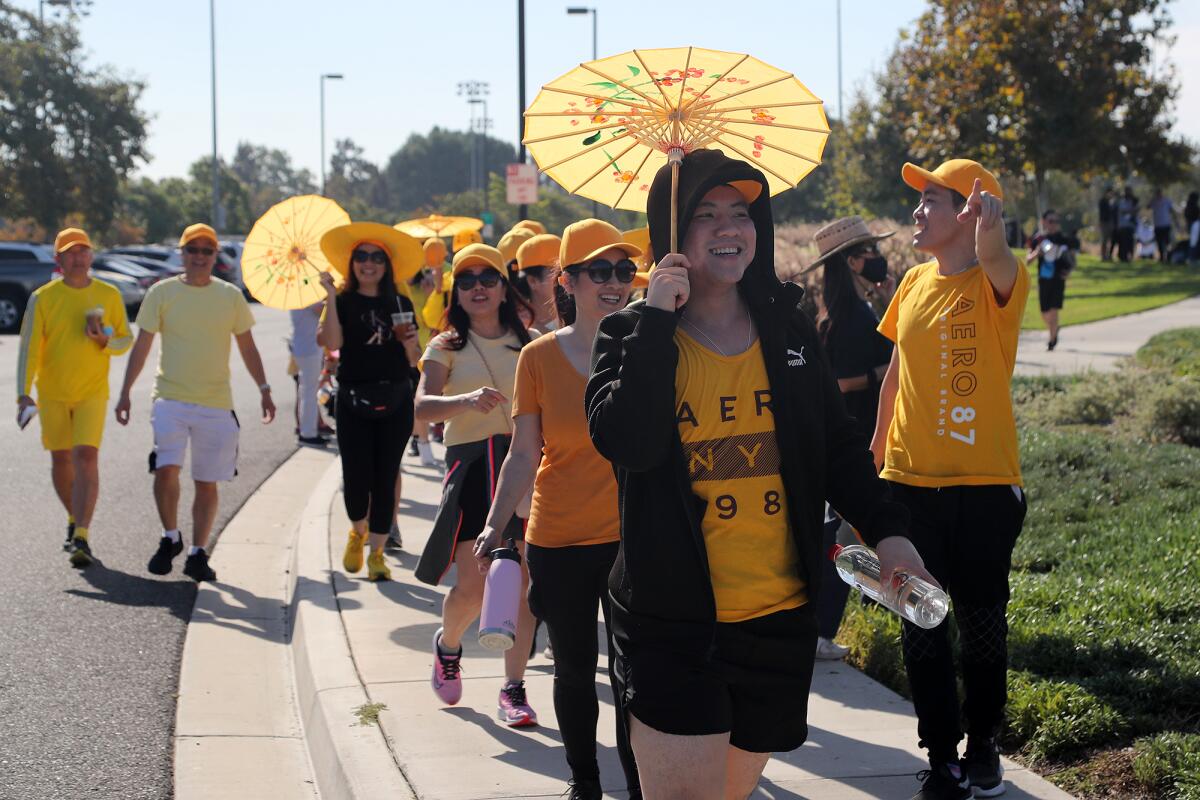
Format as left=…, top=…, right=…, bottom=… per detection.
left=474, top=220, right=642, bottom=800
left=514, top=233, right=563, bottom=332
left=413, top=244, right=540, bottom=726
left=316, top=223, right=422, bottom=582
left=806, top=216, right=897, bottom=660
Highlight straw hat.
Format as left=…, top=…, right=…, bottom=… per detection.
left=320, top=222, right=423, bottom=284
left=803, top=216, right=894, bottom=273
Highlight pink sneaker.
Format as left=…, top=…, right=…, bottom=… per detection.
left=498, top=680, right=538, bottom=727
left=431, top=627, right=463, bottom=705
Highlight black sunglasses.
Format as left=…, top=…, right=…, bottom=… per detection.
left=456, top=269, right=503, bottom=290
left=184, top=245, right=215, bottom=256
left=351, top=249, right=389, bottom=265
left=565, top=258, right=638, bottom=284
left=520, top=266, right=552, bottom=281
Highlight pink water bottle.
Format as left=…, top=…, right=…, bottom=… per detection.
left=478, top=537, right=522, bottom=651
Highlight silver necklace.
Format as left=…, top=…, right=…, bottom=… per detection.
left=681, top=304, right=753, bottom=357
left=940, top=256, right=979, bottom=277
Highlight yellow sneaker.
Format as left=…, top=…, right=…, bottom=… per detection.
left=367, top=550, right=392, bottom=582
left=342, top=529, right=367, bottom=573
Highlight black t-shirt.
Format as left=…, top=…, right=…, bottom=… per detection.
left=825, top=299, right=893, bottom=437
left=334, top=291, right=416, bottom=386
left=1030, top=232, right=1080, bottom=281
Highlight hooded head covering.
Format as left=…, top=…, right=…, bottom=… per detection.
left=646, top=149, right=778, bottom=304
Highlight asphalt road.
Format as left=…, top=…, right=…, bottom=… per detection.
left=0, top=304, right=298, bottom=800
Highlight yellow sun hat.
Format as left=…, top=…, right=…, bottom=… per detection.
left=319, top=222, right=424, bottom=285
left=424, top=237, right=448, bottom=267
left=516, top=234, right=563, bottom=271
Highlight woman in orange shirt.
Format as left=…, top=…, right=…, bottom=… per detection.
left=474, top=220, right=642, bottom=800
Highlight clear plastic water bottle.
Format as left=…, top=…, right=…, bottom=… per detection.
left=830, top=544, right=949, bottom=629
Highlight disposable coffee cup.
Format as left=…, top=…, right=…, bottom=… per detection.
left=391, top=311, right=414, bottom=327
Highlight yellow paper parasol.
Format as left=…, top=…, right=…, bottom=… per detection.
left=524, top=46, right=830, bottom=251
left=395, top=214, right=484, bottom=239
left=242, top=195, right=351, bottom=309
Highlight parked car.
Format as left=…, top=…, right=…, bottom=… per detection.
left=92, top=269, right=146, bottom=316
left=102, top=251, right=183, bottom=279
left=0, top=241, right=55, bottom=263
left=0, top=258, right=55, bottom=333
left=92, top=255, right=160, bottom=289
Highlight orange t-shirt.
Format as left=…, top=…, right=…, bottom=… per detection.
left=512, top=332, right=620, bottom=548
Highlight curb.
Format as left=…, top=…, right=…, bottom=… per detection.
left=290, top=459, right=419, bottom=800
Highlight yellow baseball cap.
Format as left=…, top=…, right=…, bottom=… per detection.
left=497, top=226, right=537, bottom=267
left=452, top=229, right=482, bottom=252
left=560, top=219, right=642, bottom=268
left=54, top=228, right=93, bottom=253
left=901, top=158, right=1003, bottom=200
left=423, top=237, right=448, bottom=267
left=179, top=223, right=219, bottom=248
left=320, top=222, right=424, bottom=285
left=621, top=226, right=654, bottom=270
left=452, top=243, right=507, bottom=278
left=512, top=219, right=546, bottom=236
left=516, top=234, right=562, bottom=270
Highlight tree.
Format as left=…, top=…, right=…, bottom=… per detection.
left=0, top=3, right=148, bottom=233
left=326, top=138, right=391, bottom=218
left=888, top=0, right=1192, bottom=214
left=383, top=127, right=517, bottom=213
left=231, top=142, right=316, bottom=219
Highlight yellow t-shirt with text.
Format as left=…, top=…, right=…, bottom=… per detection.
left=674, top=330, right=806, bottom=623
left=135, top=277, right=256, bottom=410
left=877, top=260, right=1029, bottom=487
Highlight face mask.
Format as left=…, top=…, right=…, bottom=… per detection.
left=859, top=255, right=889, bottom=283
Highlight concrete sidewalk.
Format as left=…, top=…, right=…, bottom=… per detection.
left=1015, top=294, right=1200, bottom=376
left=287, top=448, right=1073, bottom=800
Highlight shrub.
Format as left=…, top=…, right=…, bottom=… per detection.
left=1005, top=672, right=1129, bottom=763
left=838, top=600, right=910, bottom=698
left=1133, top=379, right=1200, bottom=446
left=1136, top=328, right=1200, bottom=378
left=1133, top=733, right=1200, bottom=799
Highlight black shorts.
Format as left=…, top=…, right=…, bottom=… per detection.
left=616, top=604, right=817, bottom=753
left=1038, top=277, right=1065, bottom=312
left=454, top=458, right=524, bottom=543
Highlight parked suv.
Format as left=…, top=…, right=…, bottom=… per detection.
left=0, top=243, right=144, bottom=333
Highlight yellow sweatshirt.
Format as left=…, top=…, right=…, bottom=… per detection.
left=17, top=278, right=133, bottom=403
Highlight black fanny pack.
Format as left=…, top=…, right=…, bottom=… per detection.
left=343, top=381, right=407, bottom=419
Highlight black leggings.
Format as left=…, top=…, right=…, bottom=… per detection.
left=888, top=481, right=1026, bottom=758
left=335, top=392, right=413, bottom=534
left=526, top=541, right=639, bottom=792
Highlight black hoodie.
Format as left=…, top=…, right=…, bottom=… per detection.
left=585, top=149, right=909, bottom=655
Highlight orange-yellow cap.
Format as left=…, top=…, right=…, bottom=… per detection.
left=560, top=219, right=642, bottom=268
left=901, top=158, right=1003, bottom=200
left=512, top=219, right=546, bottom=236
left=497, top=226, right=536, bottom=267
left=423, top=237, right=448, bottom=267
left=54, top=228, right=93, bottom=253
left=452, top=229, right=482, bottom=252
left=516, top=234, right=562, bottom=270
left=179, top=222, right=219, bottom=248
left=451, top=243, right=507, bottom=278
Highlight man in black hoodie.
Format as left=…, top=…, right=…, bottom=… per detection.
left=585, top=149, right=932, bottom=799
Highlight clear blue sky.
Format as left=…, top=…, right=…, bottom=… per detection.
left=18, top=0, right=1200, bottom=181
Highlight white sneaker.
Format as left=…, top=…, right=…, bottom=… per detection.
left=417, top=440, right=436, bottom=467
left=387, top=521, right=403, bottom=549
left=815, top=636, right=850, bottom=660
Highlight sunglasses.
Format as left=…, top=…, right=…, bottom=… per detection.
left=184, top=245, right=215, bottom=256
left=456, top=269, right=503, bottom=290
left=565, top=258, right=638, bottom=284
left=520, top=266, right=552, bottom=281
left=351, top=249, right=389, bottom=265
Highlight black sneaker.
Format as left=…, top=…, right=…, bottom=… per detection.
left=912, top=760, right=971, bottom=800
left=565, top=776, right=602, bottom=800
left=68, top=537, right=94, bottom=568
left=408, top=436, right=420, bottom=456
left=148, top=536, right=184, bottom=575
left=298, top=435, right=329, bottom=447
left=63, top=521, right=75, bottom=551
left=183, top=550, right=217, bottom=583
left=964, top=738, right=1006, bottom=797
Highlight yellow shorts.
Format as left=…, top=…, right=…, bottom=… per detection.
left=39, top=396, right=107, bottom=451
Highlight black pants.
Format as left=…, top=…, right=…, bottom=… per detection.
left=335, top=392, right=413, bottom=534
left=526, top=541, right=639, bottom=792
left=1117, top=226, right=1134, bottom=261
left=887, top=481, right=1026, bottom=760
left=1155, top=226, right=1172, bottom=261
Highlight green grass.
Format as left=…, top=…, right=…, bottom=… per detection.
left=839, top=333, right=1200, bottom=797
left=1137, top=328, right=1200, bottom=378
left=1020, top=253, right=1200, bottom=330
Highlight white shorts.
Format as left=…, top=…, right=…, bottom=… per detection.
left=151, top=398, right=240, bottom=482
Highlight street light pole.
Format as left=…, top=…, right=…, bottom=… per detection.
left=320, top=73, right=344, bottom=196
left=567, top=6, right=599, bottom=216
left=210, top=0, right=220, bottom=230
left=459, top=81, right=490, bottom=214
left=836, top=0, right=843, bottom=121
left=517, top=0, right=528, bottom=220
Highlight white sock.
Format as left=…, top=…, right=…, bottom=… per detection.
left=188, top=546, right=205, bottom=556
left=163, top=529, right=181, bottom=543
